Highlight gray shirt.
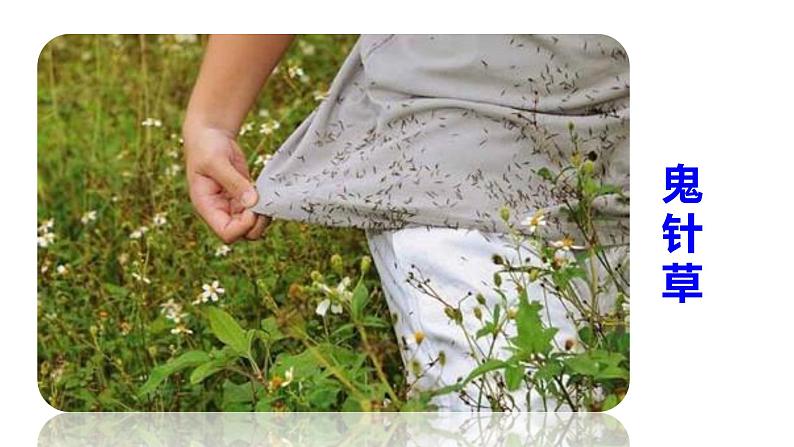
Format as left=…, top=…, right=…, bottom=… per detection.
left=253, top=35, right=629, bottom=245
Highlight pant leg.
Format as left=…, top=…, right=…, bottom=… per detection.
left=368, top=227, right=562, bottom=411
left=368, top=226, right=630, bottom=411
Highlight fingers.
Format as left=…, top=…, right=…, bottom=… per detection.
left=245, top=215, right=272, bottom=240
left=190, top=175, right=259, bottom=244
left=198, top=201, right=259, bottom=244
left=204, top=158, right=259, bottom=208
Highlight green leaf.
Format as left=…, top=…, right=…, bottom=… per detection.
left=511, top=291, right=557, bottom=355
left=307, top=384, right=341, bottom=410
left=221, top=379, right=264, bottom=411
left=351, top=282, right=369, bottom=321
left=564, top=350, right=628, bottom=381
left=260, top=317, right=285, bottom=343
left=536, top=167, right=554, bottom=182
left=206, top=307, right=248, bottom=355
left=475, top=322, right=496, bottom=339
left=138, top=351, right=210, bottom=395
left=189, top=359, right=229, bottom=384
left=462, top=359, right=508, bottom=385
left=504, top=364, right=524, bottom=391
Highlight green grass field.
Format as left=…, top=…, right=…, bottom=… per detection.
left=37, top=35, right=409, bottom=411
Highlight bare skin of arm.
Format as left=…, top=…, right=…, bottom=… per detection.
left=183, top=34, right=295, bottom=243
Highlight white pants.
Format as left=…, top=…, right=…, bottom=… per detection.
left=367, top=227, right=628, bottom=411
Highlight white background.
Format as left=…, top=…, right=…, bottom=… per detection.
left=3, top=0, right=793, bottom=444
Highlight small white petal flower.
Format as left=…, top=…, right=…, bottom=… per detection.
left=81, top=210, right=98, bottom=225
left=259, top=120, right=281, bottom=136
left=214, top=244, right=232, bottom=257
left=255, top=154, right=273, bottom=167
left=170, top=324, right=193, bottom=335
left=313, top=90, right=329, bottom=102
left=131, top=272, right=151, bottom=284
left=550, top=236, right=585, bottom=252
left=141, top=117, right=162, bottom=128
left=298, top=41, right=315, bottom=56
left=238, top=122, right=254, bottom=136
left=330, top=303, right=343, bottom=314
left=165, top=163, right=182, bottom=177
left=200, top=280, right=225, bottom=303
left=152, top=212, right=168, bottom=227
left=129, top=226, right=149, bottom=239
left=160, top=298, right=188, bottom=323
left=37, top=232, right=56, bottom=248
left=281, top=367, right=295, bottom=387
left=56, top=264, right=69, bottom=275
left=520, top=211, right=547, bottom=233
left=316, top=298, right=331, bottom=317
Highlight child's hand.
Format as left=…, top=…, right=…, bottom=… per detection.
left=184, top=126, right=270, bottom=243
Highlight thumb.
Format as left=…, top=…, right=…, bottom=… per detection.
left=208, top=159, right=259, bottom=207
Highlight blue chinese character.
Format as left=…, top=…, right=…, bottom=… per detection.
left=662, top=213, right=703, bottom=253
left=664, top=164, right=703, bottom=203
left=662, top=263, right=703, bottom=303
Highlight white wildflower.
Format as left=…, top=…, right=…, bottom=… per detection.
left=38, top=219, right=56, bottom=248
left=254, top=154, right=273, bottom=167
left=81, top=210, right=98, bottom=225
left=165, top=163, right=182, bottom=177
left=39, top=218, right=54, bottom=233
left=287, top=65, right=304, bottom=79
left=281, top=367, right=295, bottom=387
left=153, top=212, right=168, bottom=227
left=160, top=299, right=187, bottom=323
left=259, top=120, right=281, bottom=136
left=214, top=244, right=232, bottom=257
left=520, top=211, right=547, bottom=233
left=129, top=226, right=149, bottom=239
left=170, top=324, right=193, bottom=335
left=141, top=117, right=162, bottom=128
left=56, top=264, right=69, bottom=275
left=313, top=90, right=329, bottom=102
left=258, top=109, right=270, bottom=118
left=238, top=122, right=254, bottom=136
left=166, top=149, right=180, bottom=159
left=550, top=236, right=585, bottom=252
left=315, top=277, right=352, bottom=316
left=298, top=41, right=316, bottom=56
left=131, top=272, right=151, bottom=284
left=38, top=232, right=56, bottom=248
left=199, top=280, right=225, bottom=303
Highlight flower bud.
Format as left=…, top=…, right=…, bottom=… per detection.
left=582, top=160, right=594, bottom=175
left=360, top=256, right=372, bottom=274
left=476, top=293, right=486, bottom=306
left=500, top=206, right=511, bottom=222
left=473, top=306, right=483, bottom=320
left=330, top=254, right=343, bottom=275
left=529, top=268, right=540, bottom=282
